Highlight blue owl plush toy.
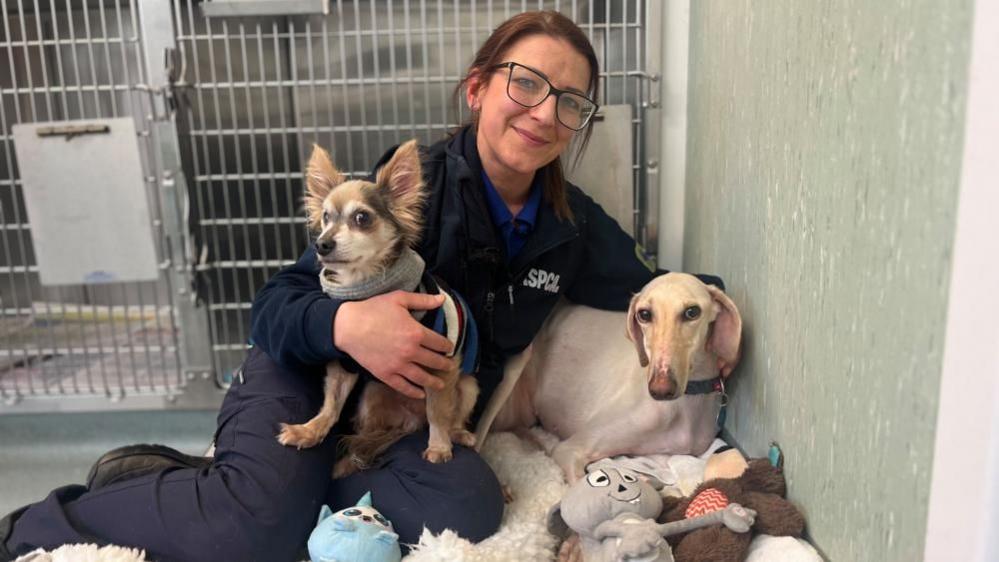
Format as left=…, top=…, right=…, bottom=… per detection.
left=307, top=491, right=402, bottom=562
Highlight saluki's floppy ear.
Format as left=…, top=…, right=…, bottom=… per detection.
left=304, top=144, right=344, bottom=231
left=706, top=285, right=742, bottom=378
left=626, top=293, right=650, bottom=367
left=376, top=139, right=426, bottom=247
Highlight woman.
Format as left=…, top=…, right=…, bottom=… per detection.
left=2, top=11, right=720, bottom=562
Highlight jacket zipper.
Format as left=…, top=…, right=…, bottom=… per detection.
left=507, top=284, right=515, bottom=324
left=484, top=290, right=495, bottom=340
left=473, top=209, right=579, bottom=346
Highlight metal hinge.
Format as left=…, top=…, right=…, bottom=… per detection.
left=36, top=124, right=111, bottom=140
left=627, top=71, right=661, bottom=109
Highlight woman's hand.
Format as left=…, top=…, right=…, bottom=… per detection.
left=333, top=291, right=454, bottom=399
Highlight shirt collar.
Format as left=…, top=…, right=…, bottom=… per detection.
left=481, top=170, right=543, bottom=230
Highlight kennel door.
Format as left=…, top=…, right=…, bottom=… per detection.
left=12, top=118, right=160, bottom=286
left=566, top=104, right=634, bottom=233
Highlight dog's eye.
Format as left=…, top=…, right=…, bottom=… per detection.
left=322, top=211, right=330, bottom=223
left=683, top=306, right=701, bottom=321
left=353, top=210, right=371, bottom=227
left=586, top=470, right=610, bottom=487
left=621, top=473, right=638, bottom=483
left=636, top=308, right=652, bottom=323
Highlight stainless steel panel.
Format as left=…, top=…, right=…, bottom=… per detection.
left=566, top=104, right=633, bottom=232
left=202, top=0, right=330, bottom=18
left=12, top=118, right=160, bottom=285
left=0, top=0, right=196, bottom=411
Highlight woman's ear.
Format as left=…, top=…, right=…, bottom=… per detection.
left=465, top=71, right=486, bottom=112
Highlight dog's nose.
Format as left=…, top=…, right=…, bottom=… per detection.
left=315, top=238, right=336, bottom=256
left=649, top=368, right=678, bottom=400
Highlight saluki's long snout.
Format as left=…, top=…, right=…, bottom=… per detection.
left=648, top=340, right=693, bottom=400
left=648, top=364, right=681, bottom=401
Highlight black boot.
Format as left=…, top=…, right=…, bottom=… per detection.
left=0, top=505, right=28, bottom=562
left=86, top=444, right=213, bottom=490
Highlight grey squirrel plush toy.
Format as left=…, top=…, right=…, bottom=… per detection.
left=547, top=467, right=756, bottom=562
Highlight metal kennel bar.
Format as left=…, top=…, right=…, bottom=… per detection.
left=0, top=0, right=216, bottom=412
left=0, top=1, right=660, bottom=405
left=173, top=0, right=659, bottom=383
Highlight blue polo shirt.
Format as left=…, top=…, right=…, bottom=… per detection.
left=481, top=171, right=542, bottom=261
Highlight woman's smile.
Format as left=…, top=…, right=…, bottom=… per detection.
left=512, top=125, right=551, bottom=147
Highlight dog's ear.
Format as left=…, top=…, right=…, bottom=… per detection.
left=626, top=293, right=650, bottom=367
left=706, top=285, right=742, bottom=378
left=304, top=144, right=344, bottom=231
left=376, top=139, right=425, bottom=246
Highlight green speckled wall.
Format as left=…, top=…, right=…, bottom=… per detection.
left=683, top=2, right=972, bottom=560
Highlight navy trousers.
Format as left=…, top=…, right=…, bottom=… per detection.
left=4, top=347, right=504, bottom=562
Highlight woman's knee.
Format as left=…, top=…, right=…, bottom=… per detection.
left=330, top=435, right=504, bottom=544
left=423, top=466, right=504, bottom=542
left=211, top=349, right=337, bottom=522
left=440, top=449, right=504, bottom=541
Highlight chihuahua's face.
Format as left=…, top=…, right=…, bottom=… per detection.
left=303, top=140, right=425, bottom=286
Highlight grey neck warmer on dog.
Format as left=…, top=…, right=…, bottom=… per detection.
left=319, top=248, right=426, bottom=301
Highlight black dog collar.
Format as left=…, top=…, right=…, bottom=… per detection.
left=683, top=375, right=730, bottom=430
left=684, top=376, right=724, bottom=395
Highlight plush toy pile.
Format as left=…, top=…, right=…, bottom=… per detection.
left=547, top=465, right=757, bottom=561
left=658, top=447, right=807, bottom=562
left=543, top=445, right=807, bottom=562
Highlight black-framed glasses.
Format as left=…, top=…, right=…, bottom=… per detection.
left=490, top=62, right=598, bottom=131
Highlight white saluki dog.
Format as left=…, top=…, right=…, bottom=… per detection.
left=477, top=273, right=742, bottom=482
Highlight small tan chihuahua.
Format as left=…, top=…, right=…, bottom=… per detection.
left=277, top=140, right=479, bottom=476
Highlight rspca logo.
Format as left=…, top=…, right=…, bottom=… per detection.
left=523, top=268, right=561, bottom=293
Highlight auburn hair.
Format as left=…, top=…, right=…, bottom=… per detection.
left=452, top=10, right=600, bottom=222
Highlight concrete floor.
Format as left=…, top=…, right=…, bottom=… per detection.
left=0, top=410, right=217, bottom=516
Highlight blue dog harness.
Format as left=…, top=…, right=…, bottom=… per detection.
left=417, top=272, right=479, bottom=375
left=317, top=249, right=479, bottom=380
left=333, top=271, right=479, bottom=380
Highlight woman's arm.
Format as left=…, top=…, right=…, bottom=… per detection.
left=250, top=243, right=452, bottom=397
left=565, top=192, right=724, bottom=311
left=250, top=246, right=342, bottom=370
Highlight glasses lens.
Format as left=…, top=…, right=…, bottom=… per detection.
left=506, top=64, right=549, bottom=107
left=503, top=63, right=596, bottom=131
left=557, top=93, right=596, bottom=130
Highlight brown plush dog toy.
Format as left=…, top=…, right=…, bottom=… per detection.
left=658, top=447, right=806, bottom=562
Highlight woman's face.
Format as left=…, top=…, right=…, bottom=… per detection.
left=467, top=34, right=591, bottom=189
